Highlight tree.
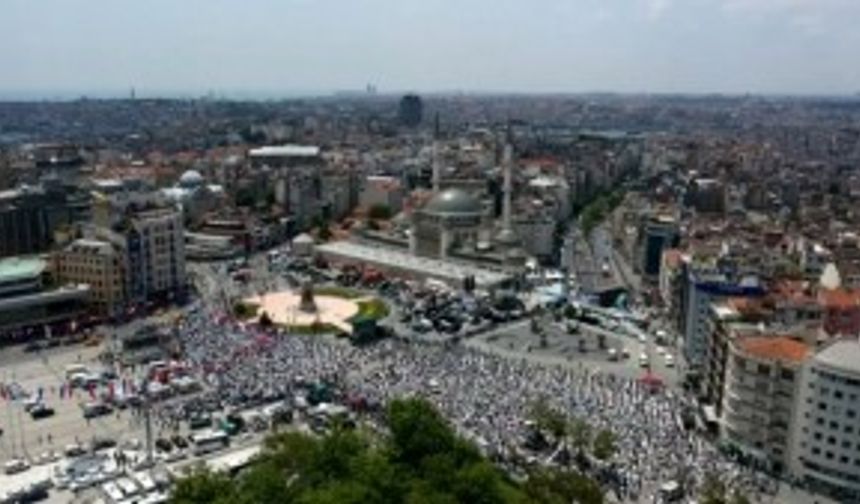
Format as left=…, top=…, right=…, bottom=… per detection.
left=258, top=311, right=273, bottom=327
left=529, top=398, right=568, bottom=443
left=569, top=418, right=593, bottom=456
left=592, top=430, right=616, bottom=461
left=170, top=398, right=603, bottom=504
left=523, top=467, right=604, bottom=504
left=171, top=468, right=236, bottom=504
left=699, top=472, right=750, bottom=504
left=367, top=204, right=393, bottom=221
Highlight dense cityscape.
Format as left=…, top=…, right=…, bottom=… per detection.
left=1, top=90, right=860, bottom=503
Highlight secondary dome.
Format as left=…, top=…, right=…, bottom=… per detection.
left=423, top=188, right=482, bottom=215
left=179, top=170, right=204, bottom=189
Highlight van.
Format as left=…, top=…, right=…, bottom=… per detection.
left=607, top=348, right=618, bottom=361
left=639, top=353, right=649, bottom=368
left=65, top=364, right=89, bottom=380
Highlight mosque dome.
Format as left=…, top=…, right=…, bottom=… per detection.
left=179, top=170, right=205, bottom=189
left=423, top=188, right=482, bottom=216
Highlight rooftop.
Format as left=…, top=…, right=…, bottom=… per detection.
left=249, top=145, right=320, bottom=158
left=737, top=336, right=810, bottom=364
left=0, top=257, right=46, bottom=283
left=815, top=338, right=860, bottom=373
left=422, top=188, right=483, bottom=216
left=818, top=288, right=860, bottom=310
left=316, top=241, right=508, bottom=288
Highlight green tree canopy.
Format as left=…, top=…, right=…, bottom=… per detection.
left=170, top=398, right=604, bottom=504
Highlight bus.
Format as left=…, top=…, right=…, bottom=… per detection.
left=191, top=429, right=230, bottom=456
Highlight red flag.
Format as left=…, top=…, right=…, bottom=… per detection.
left=0, top=385, right=6, bottom=401
left=88, top=383, right=96, bottom=400
left=108, top=382, right=115, bottom=401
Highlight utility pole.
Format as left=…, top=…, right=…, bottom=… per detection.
left=144, top=393, right=154, bottom=466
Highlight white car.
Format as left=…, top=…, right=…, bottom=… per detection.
left=637, top=334, right=647, bottom=344
left=639, top=353, right=650, bottom=368
left=4, top=458, right=30, bottom=475
left=665, top=354, right=675, bottom=368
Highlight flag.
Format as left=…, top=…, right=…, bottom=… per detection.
left=108, top=382, right=115, bottom=401
left=0, top=384, right=5, bottom=401
left=88, top=383, right=96, bottom=400
left=37, top=387, right=43, bottom=401
left=59, top=384, right=64, bottom=400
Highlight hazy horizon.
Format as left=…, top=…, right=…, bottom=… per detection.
left=3, top=0, right=860, bottom=98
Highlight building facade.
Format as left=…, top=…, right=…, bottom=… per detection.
left=792, top=339, right=860, bottom=501
left=55, top=238, right=127, bottom=317
left=720, top=335, right=808, bottom=474
left=0, top=256, right=90, bottom=335
left=125, top=207, right=187, bottom=304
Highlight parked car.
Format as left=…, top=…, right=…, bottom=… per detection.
left=30, top=404, right=55, bottom=420
left=82, top=402, right=113, bottom=419
left=4, top=458, right=30, bottom=475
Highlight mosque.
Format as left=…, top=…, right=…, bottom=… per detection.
left=405, top=137, right=528, bottom=269
left=161, top=170, right=225, bottom=224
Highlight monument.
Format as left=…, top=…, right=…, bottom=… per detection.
left=299, top=280, right=317, bottom=313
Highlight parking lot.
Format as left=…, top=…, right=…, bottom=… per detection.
left=0, top=343, right=147, bottom=468
left=466, top=315, right=680, bottom=386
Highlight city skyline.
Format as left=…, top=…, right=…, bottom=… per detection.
left=3, top=0, right=860, bottom=98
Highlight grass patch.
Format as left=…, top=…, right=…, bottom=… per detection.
left=281, top=323, right=340, bottom=335
left=313, top=286, right=363, bottom=299
left=350, top=298, right=390, bottom=322
left=234, top=302, right=259, bottom=320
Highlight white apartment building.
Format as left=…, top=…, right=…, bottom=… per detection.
left=720, top=335, right=809, bottom=474
left=792, top=338, right=860, bottom=502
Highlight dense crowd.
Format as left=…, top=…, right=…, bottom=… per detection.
left=165, top=300, right=777, bottom=503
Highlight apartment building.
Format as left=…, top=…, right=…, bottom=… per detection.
left=720, top=334, right=809, bottom=474
left=55, top=238, right=127, bottom=317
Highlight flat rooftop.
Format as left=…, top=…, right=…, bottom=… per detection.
left=0, top=256, right=46, bottom=283
left=316, top=241, right=509, bottom=289
left=249, top=145, right=320, bottom=158
left=815, top=338, right=860, bottom=373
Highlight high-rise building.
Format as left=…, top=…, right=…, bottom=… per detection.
left=0, top=187, right=52, bottom=258
left=639, top=214, right=680, bottom=278
left=123, top=206, right=187, bottom=304
left=398, top=94, right=423, bottom=128
left=679, top=263, right=766, bottom=368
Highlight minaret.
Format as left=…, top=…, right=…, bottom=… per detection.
left=496, top=129, right=518, bottom=246
left=432, top=113, right=441, bottom=193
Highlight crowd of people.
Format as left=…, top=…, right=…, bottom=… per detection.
left=162, top=299, right=777, bottom=503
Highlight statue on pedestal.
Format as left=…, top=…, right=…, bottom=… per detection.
left=299, top=280, right=317, bottom=313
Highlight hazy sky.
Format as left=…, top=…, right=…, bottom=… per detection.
left=2, top=0, right=859, bottom=97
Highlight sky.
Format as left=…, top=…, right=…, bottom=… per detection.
left=1, top=0, right=859, bottom=98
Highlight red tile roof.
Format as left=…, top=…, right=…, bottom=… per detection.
left=737, top=336, right=810, bottom=363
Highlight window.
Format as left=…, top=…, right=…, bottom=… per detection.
left=843, top=441, right=852, bottom=449
left=848, top=410, right=856, bottom=419
left=781, top=369, right=795, bottom=381
left=835, top=391, right=844, bottom=400
left=841, top=456, right=850, bottom=464
left=830, top=421, right=840, bottom=430
left=826, top=451, right=834, bottom=460
left=814, top=432, right=823, bottom=440
left=819, top=402, right=828, bottom=411
left=812, top=447, right=821, bottom=455
left=828, top=436, right=836, bottom=445
left=758, top=364, right=771, bottom=375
